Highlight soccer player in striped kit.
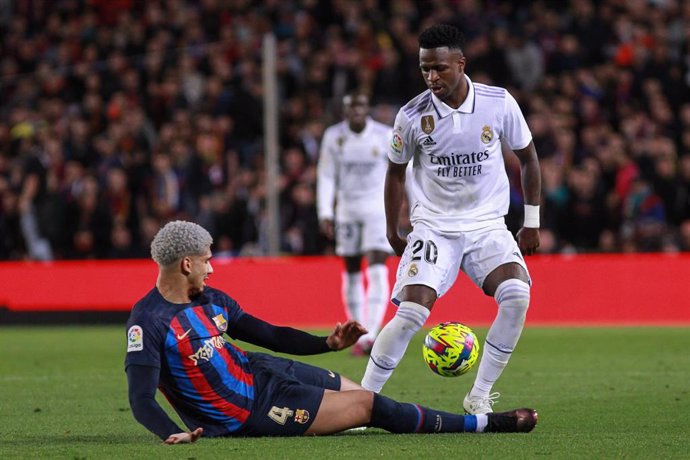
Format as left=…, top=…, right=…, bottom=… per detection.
left=360, top=24, right=542, bottom=415
left=317, top=91, right=394, bottom=356
left=125, top=221, right=537, bottom=443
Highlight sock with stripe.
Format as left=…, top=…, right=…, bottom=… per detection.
left=370, top=393, right=488, bottom=433
left=361, top=301, right=430, bottom=392
left=471, top=279, right=530, bottom=397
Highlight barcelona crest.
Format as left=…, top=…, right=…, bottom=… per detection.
left=212, top=314, right=228, bottom=332
left=294, top=409, right=310, bottom=424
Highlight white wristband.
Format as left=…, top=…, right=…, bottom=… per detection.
left=523, top=205, right=540, bottom=228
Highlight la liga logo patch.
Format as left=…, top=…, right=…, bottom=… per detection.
left=391, top=132, right=403, bottom=153
left=127, top=325, right=143, bottom=352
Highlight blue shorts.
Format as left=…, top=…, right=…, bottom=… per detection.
left=233, top=352, right=342, bottom=436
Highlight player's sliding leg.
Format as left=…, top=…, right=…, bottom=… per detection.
left=369, top=394, right=537, bottom=434
left=361, top=293, right=433, bottom=392
left=306, top=390, right=537, bottom=435
left=307, top=390, right=372, bottom=434
left=465, top=276, right=530, bottom=414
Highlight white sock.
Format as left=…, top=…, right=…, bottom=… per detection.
left=364, top=264, right=389, bottom=341
left=475, top=414, right=488, bottom=432
left=361, top=301, right=430, bottom=392
left=342, top=271, right=366, bottom=325
left=471, top=279, right=530, bottom=397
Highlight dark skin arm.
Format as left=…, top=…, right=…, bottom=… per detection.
left=513, top=140, right=541, bottom=255
left=385, top=160, right=409, bottom=256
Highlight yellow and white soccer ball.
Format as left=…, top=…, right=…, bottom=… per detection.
left=422, top=322, right=479, bottom=377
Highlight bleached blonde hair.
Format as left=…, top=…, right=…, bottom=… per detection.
left=150, top=220, right=213, bottom=267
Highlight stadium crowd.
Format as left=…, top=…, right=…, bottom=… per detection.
left=0, top=0, right=688, bottom=260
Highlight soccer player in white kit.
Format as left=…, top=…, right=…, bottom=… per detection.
left=317, top=92, right=394, bottom=355
left=360, top=24, right=542, bottom=414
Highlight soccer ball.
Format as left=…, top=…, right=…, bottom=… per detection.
left=422, top=322, right=479, bottom=377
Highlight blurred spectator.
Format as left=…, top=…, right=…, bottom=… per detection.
left=621, top=177, right=668, bottom=252
left=0, top=0, right=688, bottom=260
left=558, top=162, right=609, bottom=251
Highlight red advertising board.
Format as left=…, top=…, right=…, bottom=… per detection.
left=0, top=254, right=688, bottom=326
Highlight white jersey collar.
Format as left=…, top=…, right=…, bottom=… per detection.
left=430, top=74, right=475, bottom=118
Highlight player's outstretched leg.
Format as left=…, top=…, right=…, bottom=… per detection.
left=306, top=390, right=537, bottom=435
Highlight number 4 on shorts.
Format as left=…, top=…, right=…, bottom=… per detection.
left=268, top=406, right=294, bottom=425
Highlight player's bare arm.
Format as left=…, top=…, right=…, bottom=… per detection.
left=384, top=160, right=408, bottom=256
left=513, top=141, right=541, bottom=255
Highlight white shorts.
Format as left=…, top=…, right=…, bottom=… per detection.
left=335, top=214, right=392, bottom=256
left=391, top=221, right=530, bottom=303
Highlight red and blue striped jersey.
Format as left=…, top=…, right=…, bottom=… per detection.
left=125, top=286, right=254, bottom=436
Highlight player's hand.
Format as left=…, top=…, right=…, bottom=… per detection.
left=387, top=232, right=407, bottom=256
left=164, top=427, right=203, bottom=444
left=516, top=227, right=540, bottom=255
left=320, top=219, right=335, bottom=240
left=326, top=320, right=368, bottom=351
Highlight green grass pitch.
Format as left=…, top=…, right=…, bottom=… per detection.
left=1, top=325, right=688, bottom=459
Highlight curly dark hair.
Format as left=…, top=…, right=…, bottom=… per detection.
left=418, top=24, right=465, bottom=52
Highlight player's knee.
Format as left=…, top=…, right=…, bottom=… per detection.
left=348, top=390, right=375, bottom=424
left=495, top=279, right=530, bottom=314
left=361, top=390, right=375, bottom=418
left=394, top=301, right=431, bottom=330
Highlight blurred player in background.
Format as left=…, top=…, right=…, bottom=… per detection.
left=317, top=92, right=393, bottom=356
left=361, top=24, right=542, bottom=415
left=125, top=220, right=537, bottom=443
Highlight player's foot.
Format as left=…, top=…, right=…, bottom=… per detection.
left=463, top=391, right=500, bottom=414
left=485, top=408, right=538, bottom=433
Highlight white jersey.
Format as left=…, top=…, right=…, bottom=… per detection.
left=317, top=117, right=392, bottom=221
left=389, top=75, right=532, bottom=232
